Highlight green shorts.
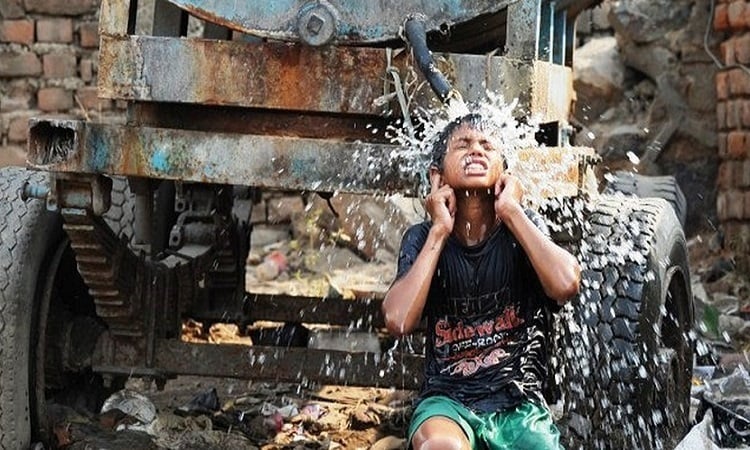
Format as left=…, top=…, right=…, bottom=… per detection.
left=407, top=396, right=563, bottom=450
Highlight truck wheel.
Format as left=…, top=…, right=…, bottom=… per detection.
left=0, top=167, right=105, bottom=448
left=603, top=171, right=687, bottom=228
left=102, top=176, right=136, bottom=246
left=557, top=196, right=693, bottom=449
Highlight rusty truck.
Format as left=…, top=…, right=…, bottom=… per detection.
left=0, top=1, right=693, bottom=448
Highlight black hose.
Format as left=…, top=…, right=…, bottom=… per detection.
left=403, top=15, right=453, bottom=104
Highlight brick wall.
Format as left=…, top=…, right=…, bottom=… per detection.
left=715, top=0, right=750, bottom=272
left=0, top=0, right=123, bottom=167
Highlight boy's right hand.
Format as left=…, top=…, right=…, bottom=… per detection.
left=426, top=171, right=455, bottom=239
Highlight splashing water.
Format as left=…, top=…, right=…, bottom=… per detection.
left=386, top=93, right=542, bottom=198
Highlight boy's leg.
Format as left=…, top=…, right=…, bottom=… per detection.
left=483, top=402, right=563, bottom=450
left=408, top=396, right=479, bottom=450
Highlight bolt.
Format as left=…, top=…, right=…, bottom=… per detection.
left=306, top=13, right=325, bottom=35
left=297, top=2, right=336, bottom=46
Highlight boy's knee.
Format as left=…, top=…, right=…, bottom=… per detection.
left=412, top=435, right=471, bottom=450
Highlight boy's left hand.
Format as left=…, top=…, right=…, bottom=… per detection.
left=494, top=174, right=524, bottom=221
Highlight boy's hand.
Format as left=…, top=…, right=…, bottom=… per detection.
left=494, top=174, right=524, bottom=221
left=426, top=171, right=455, bottom=238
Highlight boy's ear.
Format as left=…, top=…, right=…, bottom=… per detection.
left=429, top=166, right=443, bottom=188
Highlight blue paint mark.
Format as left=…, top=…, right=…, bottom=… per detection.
left=203, top=163, right=216, bottom=178
left=181, top=0, right=294, bottom=24
left=87, top=131, right=109, bottom=172
left=151, top=147, right=170, bottom=172
left=290, top=158, right=309, bottom=178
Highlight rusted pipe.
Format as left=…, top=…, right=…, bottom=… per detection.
left=403, top=15, right=453, bottom=104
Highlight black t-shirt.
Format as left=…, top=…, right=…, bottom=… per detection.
left=396, top=210, right=557, bottom=413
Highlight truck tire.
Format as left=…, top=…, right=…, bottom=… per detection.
left=603, top=171, right=687, bottom=228
left=0, top=167, right=104, bottom=448
left=102, top=176, right=136, bottom=246
left=557, top=196, right=693, bottom=449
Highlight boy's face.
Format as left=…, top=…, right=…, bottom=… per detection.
left=438, top=123, right=504, bottom=189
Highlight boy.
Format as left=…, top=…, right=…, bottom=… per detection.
left=382, top=113, right=581, bottom=449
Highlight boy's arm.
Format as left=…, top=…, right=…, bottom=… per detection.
left=382, top=225, right=449, bottom=336
left=382, top=170, right=456, bottom=336
left=496, top=175, right=581, bottom=304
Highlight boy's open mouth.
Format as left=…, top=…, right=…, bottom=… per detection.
left=464, top=156, right=488, bottom=175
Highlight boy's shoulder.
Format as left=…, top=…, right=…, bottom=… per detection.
left=402, top=221, right=431, bottom=243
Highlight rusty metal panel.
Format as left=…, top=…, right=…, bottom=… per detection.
left=154, top=340, right=423, bottom=389
left=98, top=35, right=393, bottom=115
left=514, top=146, right=599, bottom=198
left=506, top=0, right=542, bottom=60
left=28, top=119, right=419, bottom=195
left=530, top=62, right=573, bottom=123
left=167, top=0, right=513, bottom=45
left=244, top=294, right=385, bottom=328
left=99, top=0, right=131, bottom=37
left=97, top=35, right=573, bottom=122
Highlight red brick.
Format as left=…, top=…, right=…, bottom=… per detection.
left=37, top=87, right=73, bottom=112
left=718, top=190, right=746, bottom=220
left=736, top=33, right=750, bottom=64
left=742, top=100, right=750, bottom=127
left=729, top=67, right=750, bottom=95
left=7, top=115, right=30, bottom=142
left=25, top=0, right=99, bottom=16
left=718, top=101, right=727, bottom=130
left=718, top=161, right=733, bottom=189
left=727, top=131, right=749, bottom=159
left=0, top=51, right=41, bottom=77
left=717, top=71, right=730, bottom=100
left=0, top=0, right=24, bottom=19
left=75, top=87, right=112, bottom=111
left=717, top=191, right=729, bottom=220
left=0, top=20, right=34, bottom=45
left=0, top=145, right=26, bottom=167
left=79, top=58, right=93, bottom=82
left=723, top=39, right=737, bottom=65
left=719, top=132, right=729, bottom=158
left=42, top=53, right=77, bottom=78
left=36, top=18, right=73, bottom=43
left=727, top=100, right=740, bottom=129
left=719, top=160, right=750, bottom=189
left=729, top=1, right=747, bottom=30
left=716, top=3, right=730, bottom=31
left=78, top=21, right=98, bottom=48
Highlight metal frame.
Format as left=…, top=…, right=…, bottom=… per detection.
left=25, top=0, right=596, bottom=388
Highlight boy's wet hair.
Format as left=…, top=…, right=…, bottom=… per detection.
left=429, top=113, right=499, bottom=170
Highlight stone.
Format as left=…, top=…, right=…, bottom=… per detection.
left=610, top=0, right=690, bottom=44
left=573, top=36, right=626, bottom=120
